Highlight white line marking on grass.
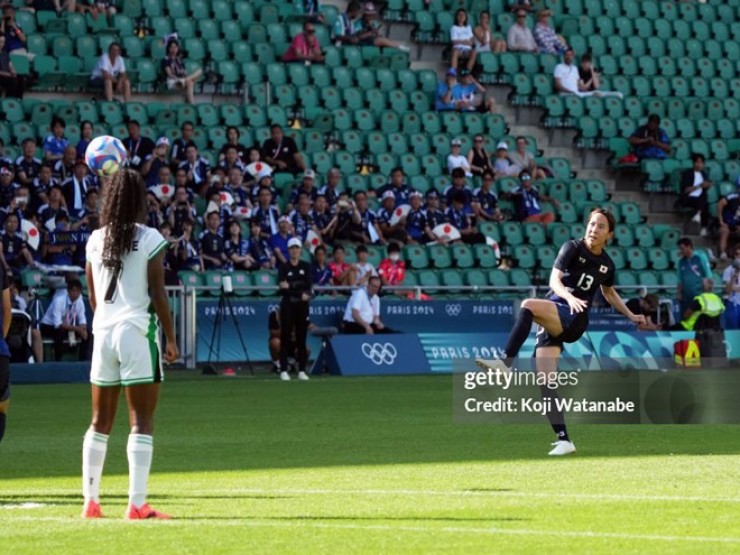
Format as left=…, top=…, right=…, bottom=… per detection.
left=201, top=487, right=740, bottom=504
left=0, top=503, right=48, bottom=510
left=6, top=516, right=740, bottom=545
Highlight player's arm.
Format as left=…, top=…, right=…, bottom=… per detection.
left=548, top=268, right=586, bottom=313
left=85, top=262, right=97, bottom=312
left=148, top=251, right=179, bottom=363
left=600, top=285, right=646, bottom=325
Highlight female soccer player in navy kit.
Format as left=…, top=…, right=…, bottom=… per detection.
left=477, top=209, right=646, bottom=455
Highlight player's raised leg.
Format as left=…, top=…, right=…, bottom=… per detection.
left=535, top=345, right=576, bottom=456
left=82, top=385, right=120, bottom=518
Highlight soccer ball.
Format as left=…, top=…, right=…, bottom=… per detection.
left=85, top=135, right=128, bottom=177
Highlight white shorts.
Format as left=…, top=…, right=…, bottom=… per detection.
left=90, top=321, right=163, bottom=387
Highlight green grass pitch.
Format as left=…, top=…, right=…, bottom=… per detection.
left=2, top=374, right=739, bottom=554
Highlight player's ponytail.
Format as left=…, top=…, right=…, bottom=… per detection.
left=99, top=169, right=147, bottom=271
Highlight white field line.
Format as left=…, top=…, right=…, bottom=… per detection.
left=3, top=516, right=740, bottom=545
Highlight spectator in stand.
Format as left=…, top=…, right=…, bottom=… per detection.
left=28, top=0, right=76, bottom=13
left=162, top=35, right=202, bottom=104
left=353, top=2, right=410, bottom=51
left=312, top=194, right=337, bottom=244
left=467, top=134, right=494, bottom=177
left=225, top=219, right=255, bottom=271
left=219, top=126, right=249, bottom=163
left=75, top=121, right=93, bottom=160
left=435, top=68, right=458, bottom=112
left=177, top=144, right=211, bottom=197
left=629, top=114, right=671, bottom=160
left=170, top=121, right=195, bottom=163
left=145, top=191, right=165, bottom=230
left=0, top=35, right=27, bottom=98
left=723, top=245, right=740, bottom=329
left=717, top=183, right=740, bottom=260
left=43, top=116, right=68, bottom=163
left=42, top=211, right=76, bottom=265
left=61, top=158, right=92, bottom=216
left=158, top=221, right=179, bottom=285
left=510, top=0, right=534, bottom=11
left=342, top=276, right=395, bottom=334
left=270, top=216, right=295, bottom=267
left=577, top=53, right=622, bottom=98
left=533, top=9, right=567, bottom=55
left=175, top=218, right=200, bottom=272
left=0, top=139, right=12, bottom=170
left=248, top=218, right=275, bottom=270
left=217, top=145, right=246, bottom=176
left=262, top=124, right=306, bottom=175
left=337, top=191, right=384, bottom=244
left=492, top=141, right=520, bottom=177
left=15, top=138, right=41, bottom=189
left=376, top=167, right=411, bottom=206
left=406, top=191, right=433, bottom=244
left=473, top=170, right=504, bottom=223
left=199, top=210, right=228, bottom=271
left=507, top=9, right=537, bottom=53
left=30, top=163, right=56, bottom=212
left=89, top=42, right=131, bottom=103
left=676, top=237, right=713, bottom=316
left=454, top=69, right=497, bottom=113
left=450, top=8, right=477, bottom=72
left=424, top=190, right=447, bottom=233
left=353, top=244, right=377, bottom=287
left=446, top=190, right=486, bottom=245
left=625, top=293, right=662, bottom=331
left=283, top=20, right=324, bottom=63
left=311, top=245, right=332, bottom=289
left=333, top=1, right=361, bottom=46
left=678, top=153, right=713, bottom=238
left=167, top=186, right=197, bottom=236
left=378, top=242, right=406, bottom=287
left=447, top=138, right=472, bottom=176
left=1, top=183, right=29, bottom=226
left=37, top=184, right=68, bottom=230
left=509, top=169, right=558, bottom=223
left=288, top=169, right=319, bottom=212
left=509, top=136, right=547, bottom=180
left=443, top=167, right=474, bottom=213
left=123, top=119, right=155, bottom=172
left=318, top=167, right=342, bottom=207
left=252, top=186, right=281, bottom=240
left=141, top=137, right=171, bottom=188
left=39, top=279, right=88, bottom=362
left=553, top=48, right=582, bottom=96
left=329, top=244, right=356, bottom=287
left=473, top=10, right=507, bottom=54
left=52, top=145, right=77, bottom=182
left=71, top=186, right=99, bottom=228
left=376, top=190, right=408, bottom=245
left=1, top=4, right=31, bottom=60
left=0, top=213, right=33, bottom=274
left=77, top=0, right=116, bottom=23
left=0, top=166, right=17, bottom=208
left=243, top=148, right=272, bottom=189
left=290, top=193, right=318, bottom=243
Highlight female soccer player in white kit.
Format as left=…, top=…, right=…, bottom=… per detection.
left=82, top=169, right=179, bottom=519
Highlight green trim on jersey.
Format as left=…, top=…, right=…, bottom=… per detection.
left=148, top=240, right=169, bottom=260
left=146, top=309, right=161, bottom=383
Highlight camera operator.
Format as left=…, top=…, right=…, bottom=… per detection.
left=723, top=246, right=740, bottom=330
left=277, top=237, right=312, bottom=381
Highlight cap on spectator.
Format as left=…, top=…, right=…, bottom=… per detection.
left=410, top=190, right=423, bottom=198
left=363, top=2, right=377, bottom=14
left=287, top=237, right=302, bottom=248
left=446, top=67, right=457, bottom=77
left=496, top=141, right=509, bottom=150
left=426, top=190, right=438, bottom=198
left=382, top=190, right=395, bottom=200
left=0, top=167, right=12, bottom=175
left=278, top=215, right=290, bottom=224
left=451, top=138, right=462, bottom=146
left=156, top=137, right=170, bottom=147
left=303, top=169, right=315, bottom=179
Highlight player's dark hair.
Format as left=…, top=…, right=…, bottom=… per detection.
left=100, top=168, right=147, bottom=272
left=587, top=207, right=616, bottom=232
left=677, top=237, right=693, bottom=248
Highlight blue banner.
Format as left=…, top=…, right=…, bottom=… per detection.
left=196, top=299, right=514, bottom=362
left=319, top=334, right=430, bottom=376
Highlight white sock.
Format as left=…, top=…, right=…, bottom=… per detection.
left=127, top=434, right=153, bottom=508
left=82, top=431, right=109, bottom=503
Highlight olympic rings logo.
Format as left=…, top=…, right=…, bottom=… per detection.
left=361, top=342, right=398, bottom=365
left=445, top=304, right=462, bottom=317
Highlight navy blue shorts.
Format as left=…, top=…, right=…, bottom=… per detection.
left=0, top=356, right=9, bottom=402
left=535, top=300, right=589, bottom=351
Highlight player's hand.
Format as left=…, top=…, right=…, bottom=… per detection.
left=631, top=314, right=647, bottom=326
left=165, top=341, right=179, bottom=363
left=566, top=295, right=588, bottom=314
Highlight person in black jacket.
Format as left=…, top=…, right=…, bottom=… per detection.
left=277, top=237, right=312, bottom=381
left=678, top=153, right=713, bottom=237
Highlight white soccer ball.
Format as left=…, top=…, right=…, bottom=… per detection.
left=85, top=135, right=128, bottom=177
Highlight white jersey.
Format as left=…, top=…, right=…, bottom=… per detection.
left=86, top=224, right=168, bottom=333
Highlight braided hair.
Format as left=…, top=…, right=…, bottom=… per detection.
left=99, top=168, right=147, bottom=271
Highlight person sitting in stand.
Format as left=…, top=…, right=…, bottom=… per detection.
left=376, top=190, right=408, bottom=245
left=198, top=211, right=228, bottom=271
left=310, top=245, right=332, bottom=290
left=177, top=144, right=211, bottom=198
left=219, top=126, right=249, bottom=164
left=43, top=116, right=68, bottom=163
left=262, top=124, right=306, bottom=175
left=270, top=216, right=295, bottom=267
left=406, top=191, right=432, bottom=244
left=174, top=218, right=200, bottom=272
left=311, top=194, right=337, bottom=244
left=39, top=278, right=89, bottom=362
left=424, top=190, right=447, bottom=237
left=509, top=169, right=558, bottom=224
left=142, top=137, right=171, bottom=188
left=341, top=276, right=396, bottom=334
left=717, top=183, right=740, bottom=261
left=89, top=41, right=131, bottom=103
left=625, top=293, right=662, bottom=331
left=288, top=169, right=319, bottom=212
left=473, top=170, right=504, bottom=222
left=0, top=213, right=33, bottom=275
left=678, top=153, right=713, bottom=238
left=171, top=121, right=196, bottom=163
left=283, top=21, right=324, bottom=63
left=353, top=244, right=377, bottom=287
left=290, top=193, right=319, bottom=244
left=377, top=242, right=406, bottom=288
left=629, top=114, right=671, bottom=160
left=248, top=218, right=276, bottom=270
left=162, top=35, right=203, bottom=104
left=225, top=219, right=255, bottom=271
left=329, top=244, right=356, bottom=287
left=445, top=190, right=486, bottom=245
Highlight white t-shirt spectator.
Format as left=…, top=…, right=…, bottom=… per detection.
left=40, top=292, right=87, bottom=328
left=450, top=25, right=474, bottom=51
left=554, top=62, right=579, bottom=94
left=355, top=262, right=377, bottom=283
left=447, top=153, right=472, bottom=176
left=343, top=287, right=379, bottom=325
left=91, top=53, right=127, bottom=80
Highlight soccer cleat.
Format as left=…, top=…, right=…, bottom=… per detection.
left=125, top=503, right=171, bottom=520
left=280, top=371, right=291, bottom=381
left=548, top=440, right=576, bottom=456
left=297, top=371, right=309, bottom=381
left=474, top=357, right=511, bottom=374
left=82, top=499, right=103, bottom=519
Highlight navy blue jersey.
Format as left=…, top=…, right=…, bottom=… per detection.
left=548, top=239, right=615, bottom=305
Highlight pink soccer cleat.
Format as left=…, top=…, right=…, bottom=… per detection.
left=82, top=499, right=103, bottom=519
left=125, top=503, right=172, bottom=520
